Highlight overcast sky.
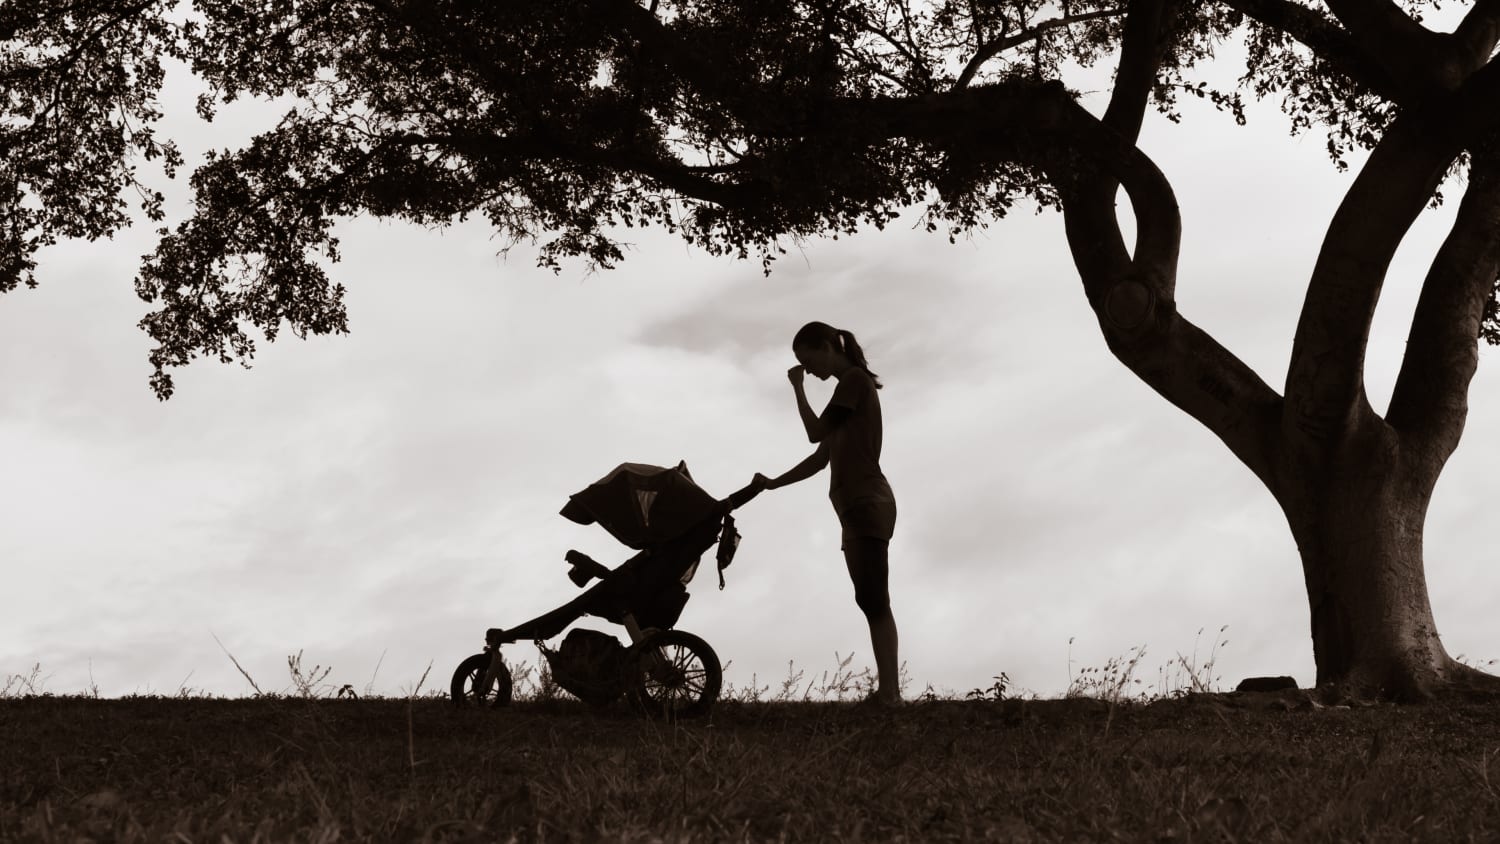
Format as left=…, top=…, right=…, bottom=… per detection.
left=5, top=24, right=1499, bottom=700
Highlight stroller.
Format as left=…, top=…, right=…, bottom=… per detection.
left=450, top=461, right=762, bottom=719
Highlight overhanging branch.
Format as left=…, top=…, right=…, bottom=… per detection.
left=1216, top=0, right=1402, bottom=100
left=388, top=130, right=769, bottom=209
left=1323, top=0, right=1463, bottom=93
left=1042, top=0, right=1283, bottom=486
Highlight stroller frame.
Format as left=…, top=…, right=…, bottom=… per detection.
left=451, top=479, right=761, bottom=719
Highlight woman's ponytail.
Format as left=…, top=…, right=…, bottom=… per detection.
left=836, top=329, right=882, bottom=389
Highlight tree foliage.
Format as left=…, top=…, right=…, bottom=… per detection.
left=8, top=0, right=1500, bottom=696
left=0, top=0, right=181, bottom=293
left=121, top=0, right=1244, bottom=395
left=3, top=1, right=1499, bottom=396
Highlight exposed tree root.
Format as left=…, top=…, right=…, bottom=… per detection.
left=1431, top=662, right=1500, bottom=702
left=1308, top=659, right=1500, bottom=706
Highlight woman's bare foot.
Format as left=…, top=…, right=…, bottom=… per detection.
left=856, top=690, right=903, bottom=709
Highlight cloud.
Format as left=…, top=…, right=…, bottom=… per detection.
left=7, top=49, right=1500, bottom=702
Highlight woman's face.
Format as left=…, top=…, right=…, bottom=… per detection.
left=795, top=343, right=839, bottom=380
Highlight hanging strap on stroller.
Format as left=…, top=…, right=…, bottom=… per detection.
left=716, top=515, right=741, bottom=590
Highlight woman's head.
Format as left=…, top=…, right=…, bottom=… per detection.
left=792, top=321, right=882, bottom=388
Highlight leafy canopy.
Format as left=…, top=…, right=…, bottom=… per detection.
left=0, top=1, right=1491, bottom=395
left=1, top=0, right=182, bottom=292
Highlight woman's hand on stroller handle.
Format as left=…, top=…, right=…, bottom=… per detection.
left=725, top=477, right=768, bottom=510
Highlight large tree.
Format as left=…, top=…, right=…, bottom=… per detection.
left=11, top=0, right=1500, bottom=698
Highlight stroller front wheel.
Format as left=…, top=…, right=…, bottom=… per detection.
left=451, top=652, right=513, bottom=708
left=623, top=629, right=721, bottom=720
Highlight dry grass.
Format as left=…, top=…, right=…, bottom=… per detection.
left=4, top=685, right=1500, bottom=841
left=4, top=633, right=1498, bottom=842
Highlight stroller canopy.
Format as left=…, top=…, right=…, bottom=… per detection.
left=559, top=461, right=721, bottom=549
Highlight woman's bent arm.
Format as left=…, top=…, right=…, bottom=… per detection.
left=761, top=442, right=830, bottom=490
left=794, top=383, right=821, bottom=441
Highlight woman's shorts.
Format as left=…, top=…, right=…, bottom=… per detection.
left=834, top=495, right=897, bottom=550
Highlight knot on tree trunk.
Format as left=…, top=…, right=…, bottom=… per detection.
left=1103, top=277, right=1156, bottom=334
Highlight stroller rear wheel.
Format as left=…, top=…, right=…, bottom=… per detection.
left=451, top=652, right=513, bottom=708
left=623, top=629, right=721, bottom=720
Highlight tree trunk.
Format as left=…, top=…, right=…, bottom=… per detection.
left=1043, top=1, right=1500, bottom=703
left=1277, top=408, right=1465, bottom=700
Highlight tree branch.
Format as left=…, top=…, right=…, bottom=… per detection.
left=43, top=0, right=156, bottom=78
left=1101, top=0, right=1167, bottom=144
left=1386, top=153, right=1500, bottom=469
left=952, top=8, right=1124, bottom=91
left=840, top=44, right=918, bottom=92
left=1085, top=0, right=1177, bottom=280
left=1215, top=0, right=1403, bottom=100
left=390, top=130, right=768, bottom=209
left=854, top=17, right=931, bottom=91
left=1457, top=56, right=1500, bottom=141
left=1046, top=0, right=1178, bottom=318
left=1452, top=0, right=1500, bottom=73
left=1108, top=298, right=1287, bottom=489
left=1283, top=112, right=1462, bottom=444
left=1038, top=1, right=1283, bottom=486
left=593, top=0, right=1283, bottom=481
left=1323, top=0, right=1459, bottom=93
left=1052, top=115, right=1284, bottom=488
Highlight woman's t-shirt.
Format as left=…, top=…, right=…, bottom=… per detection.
left=826, top=367, right=894, bottom=511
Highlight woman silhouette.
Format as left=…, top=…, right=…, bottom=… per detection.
left=753, top=321, right=901, bottom=706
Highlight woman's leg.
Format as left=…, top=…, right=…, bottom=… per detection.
left=844, top=536, right=900, bottom=703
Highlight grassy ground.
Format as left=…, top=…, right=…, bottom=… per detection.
left=4, top=687, right=1500, bottom=842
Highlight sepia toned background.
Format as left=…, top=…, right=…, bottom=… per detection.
left=5, top=36, right=1499, bottom=699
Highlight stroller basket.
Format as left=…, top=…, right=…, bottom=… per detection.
left=543, top=628, right=628, bottom=706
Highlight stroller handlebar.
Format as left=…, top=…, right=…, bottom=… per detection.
left=723, top=481, right=764, bottom=512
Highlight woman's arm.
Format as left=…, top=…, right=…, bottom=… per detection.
left=789, top=367, right=852, bottom=443
left=795, top=390, right=851, bottom=443
left=756, top=442, right=830, bottom=490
